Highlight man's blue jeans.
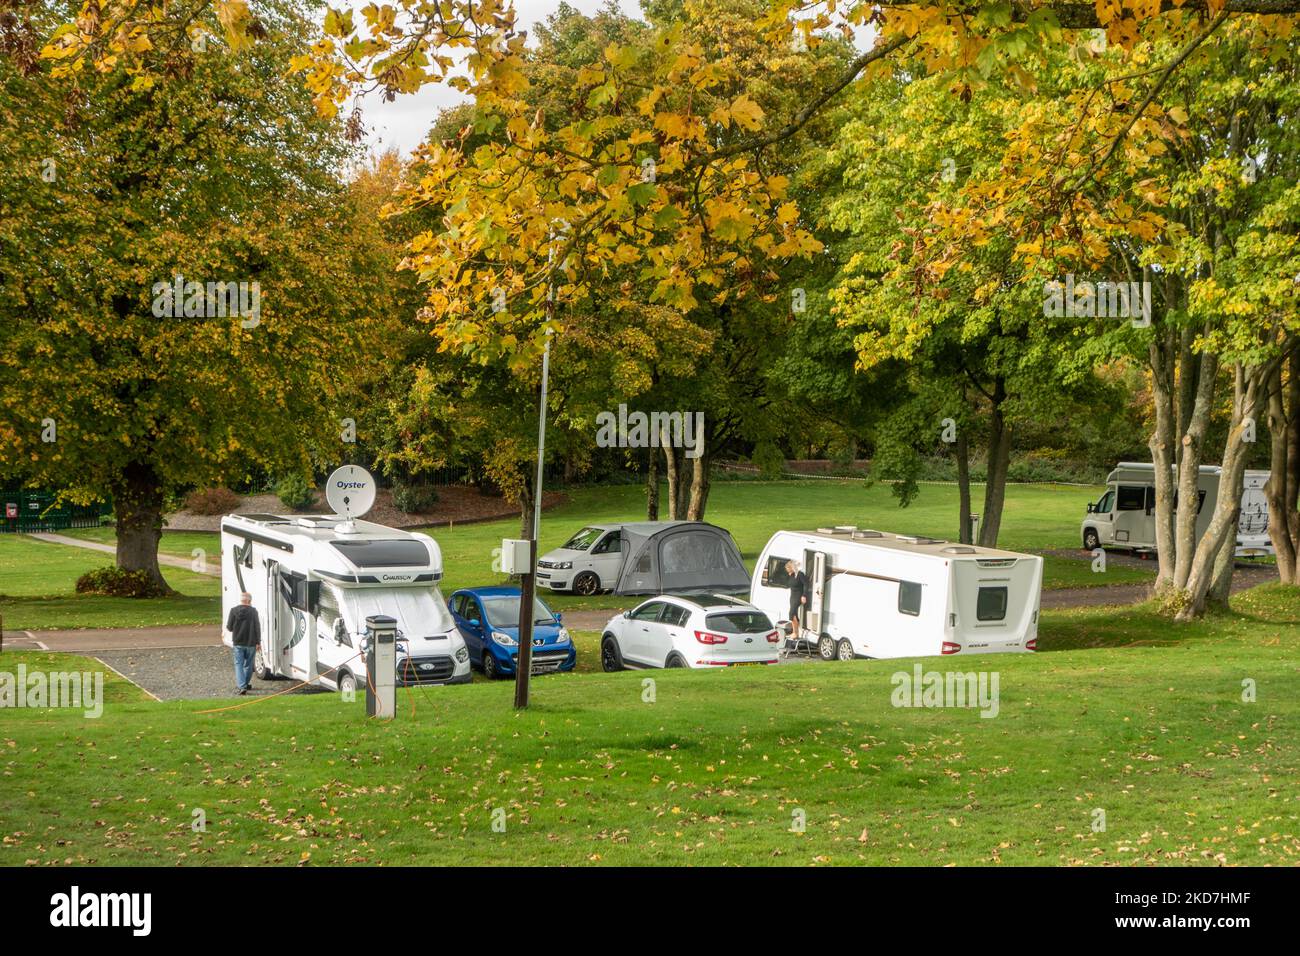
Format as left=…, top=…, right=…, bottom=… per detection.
left=233, top=645, right=256, bottom=690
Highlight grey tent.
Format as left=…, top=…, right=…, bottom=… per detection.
left=613, top=521, right=750, bottom=595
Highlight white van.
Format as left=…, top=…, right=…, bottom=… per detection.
left=220, top=513, right=471, bottom=693
left=1080, top=462, right=1273, bottom=556
left=751, top=528, right=1043, bottom=661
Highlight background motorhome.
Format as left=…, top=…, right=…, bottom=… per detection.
left=220, top=514, right=471, bottom=693
left=537, top=521, right=749, bottom=596
left=751, top=528, right=1043, bottom=661
left=1080, top=462, right=1273, bottom=557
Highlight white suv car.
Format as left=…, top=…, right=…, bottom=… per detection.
left=600, top=594, right=780, bottom=670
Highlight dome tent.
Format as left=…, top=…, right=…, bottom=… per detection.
left=612, top=521, right=750, bottom=596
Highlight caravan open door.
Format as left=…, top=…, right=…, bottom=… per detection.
left=803, top=550, right=828, bottom=636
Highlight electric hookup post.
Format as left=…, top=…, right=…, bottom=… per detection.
left=365, top=614, right=397, bottom=719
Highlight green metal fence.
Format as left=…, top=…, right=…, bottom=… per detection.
left=0, top=490, right=112, bottom=534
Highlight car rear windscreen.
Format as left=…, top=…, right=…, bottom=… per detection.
left=705, top=611, right=773, bottom=633
left=330, top=539, right=431, bottom=568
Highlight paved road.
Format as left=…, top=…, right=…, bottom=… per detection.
left=26, top=532, right=221, bottom=576
left=2, top=623, right=219, bottom=652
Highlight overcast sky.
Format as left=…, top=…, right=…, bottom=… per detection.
left=352, top=0, right=646, bottom=158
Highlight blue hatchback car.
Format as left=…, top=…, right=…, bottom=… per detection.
left=449, top=587, right=576, bottom=679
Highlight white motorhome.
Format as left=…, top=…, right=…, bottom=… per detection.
left=1080, top=462, right=1273, bottom=557
left=751, top=528, right=1043, bottom=661
left=220, top=513, right=471, bottom=693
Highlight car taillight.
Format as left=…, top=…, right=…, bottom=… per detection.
left=765, top=630, right=780, bottom=643
left=694, top=630, right=728, bottom=645
left=1025, top=638, right=1037, bottom=651
left=941, top=641, right=961, bottom=655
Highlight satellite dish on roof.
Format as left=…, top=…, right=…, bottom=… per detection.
left=325, top=465, right=376, bottom=524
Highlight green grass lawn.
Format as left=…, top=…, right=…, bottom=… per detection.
left=3, top=479, right=1152, bottom=631
left=2, top=584, right=1296, bottom=866
left=0, top=536, right=218, bottom=631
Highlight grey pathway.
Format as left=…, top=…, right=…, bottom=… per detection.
left=25, top=532, right=221, bottom=576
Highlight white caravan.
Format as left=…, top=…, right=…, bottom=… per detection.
left=1080, top=462, right=1273, bottom=557
left=751, top=527, right=1043, bottom=661
left=220, top=513, right=471, bottom=693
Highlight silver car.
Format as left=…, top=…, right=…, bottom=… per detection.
left=536, top=524, right=625, bottom=595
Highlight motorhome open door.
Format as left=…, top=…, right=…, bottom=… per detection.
left=264, top=559, right=285, bottom=673
left=803, top=550, right=828, bottom=635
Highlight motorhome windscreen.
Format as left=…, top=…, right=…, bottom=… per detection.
left=329, top=539, right=430, bottom=567
left=561, top=527, right=604, bottom=551
left=481, top=595, right=557, bottom=627
left=705, top=611, right=773, bottom=633
left=977, top=586, right=1008, bottom=621
left=344, top=587, right=455, bottom=636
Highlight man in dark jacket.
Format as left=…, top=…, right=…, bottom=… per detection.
left=225, top=592, right=261, bottom=695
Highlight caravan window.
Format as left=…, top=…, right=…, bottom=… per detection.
left=976, top=586, right=1008, bottom=622
left=1117, top=486, right=1146, bottom=511
left=898, top=581, right=922, bottom=617
left=763, top=556, right=794, bottom=588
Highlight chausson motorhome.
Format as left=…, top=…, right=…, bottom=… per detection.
left=220, top=513, right=471, bottom=692
left=1080, top=462, right=1273, bottom=557
left=751, top=528, right=1043, bottom=661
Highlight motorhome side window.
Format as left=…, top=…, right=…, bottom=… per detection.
left=898, top=580, right=922, bottom=617
left=1172, top=489, right=1209, bottom=514
left=1096, top=490, right=1113, bottom=513
left=1117, top=486, right=1146, bottom=511
left=977, top=587, right=1008, bottom=622
left=763, top=556, right=793, bottom=588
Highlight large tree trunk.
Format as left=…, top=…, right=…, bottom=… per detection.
left=517, top=473, right=534, bottom=539
left=1177, top=363, right=1268, bottom=620
left=645, top=446, right=660, bottom=521
left=1171, top=343, right=1219, bottom=592
left=1206, top=501, right=1239, bottom=610
left=977, top=378, right=1011, bottom=548
left=663, top=445, right=687, bottom=520
left=686, top=446, right=712, bottom=521
left=1148, top=328, right=1179, bottom=592
left=956, top=429, right=972, bottom=544
left=110, top=461, right=174, bottom=595
left=1266, top=342, right=1300, bottom=583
